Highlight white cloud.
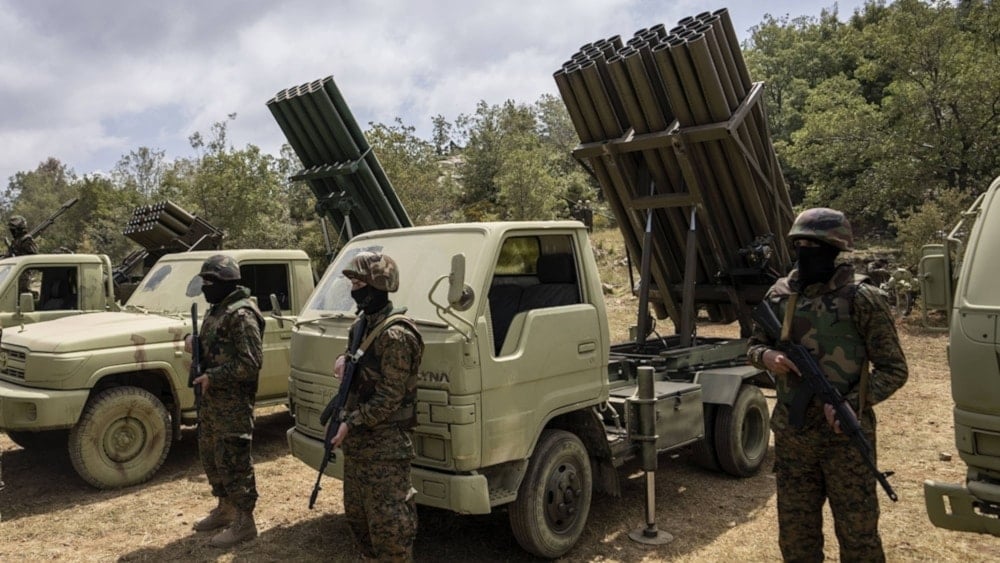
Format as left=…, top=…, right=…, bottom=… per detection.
left=0, top=0, right=866, bottom=184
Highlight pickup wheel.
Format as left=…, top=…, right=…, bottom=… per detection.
left=509, top=429, right=592, bottom=559
left=7, top=429, right=69, bottom=450
left=714, top=384, right=769, bottom=477
left=68, top=386, right=172, bottom=489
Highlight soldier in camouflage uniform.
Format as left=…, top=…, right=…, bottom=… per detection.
left=6, top=215, right=38, bottom=257
left=747, top=208, right=908, bottom=562
left=329, top=251, right=424, bottom=562
left=188, top=254, right=265, bottom=548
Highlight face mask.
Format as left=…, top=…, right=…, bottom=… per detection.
left=351, top=285, right=388, bottom=314
left=202, top=281, right=234, bottom=304
left=796, top=244, right=840, bottom=287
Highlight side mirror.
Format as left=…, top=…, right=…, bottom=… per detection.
left=447, top=254, right=475, bottom=311
left=269, top=293, right=286, bottom=328
left=18, top=292, right=34, bottom=315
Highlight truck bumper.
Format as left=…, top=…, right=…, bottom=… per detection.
left=0, top=379, right=88, bottom=430
left=287, top=427, right=492, bottom=515
left=924, top=479, right=1000, bottom=535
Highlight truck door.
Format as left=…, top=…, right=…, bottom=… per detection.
left=478, top=233, right=604, bottom=465
left=3, top=265, right=82, bottom=325
left=240, top=262, right=297, bottom=401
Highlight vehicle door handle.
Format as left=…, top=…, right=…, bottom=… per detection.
left=578, top=341, right=596, bottom=354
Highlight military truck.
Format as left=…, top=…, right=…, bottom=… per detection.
left=0, top=249, right=316, bottom=488
left=922, top=175, right=1000, bottom=535
left=0, top=200, right=225, bottom=332
left=278, top=11, right=798, bottom=558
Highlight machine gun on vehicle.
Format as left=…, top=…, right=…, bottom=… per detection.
left=4, top=197, right=79, bottom=256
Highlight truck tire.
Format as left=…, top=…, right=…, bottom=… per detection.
left=68, top=386, right=171, bottom=489
left=7, top=429, right=69, bottom=450
left=714, top=384, right=769, bottom=477
left=690, top=403, right=720, bottom=471
left=509, top=429, right=592, bottom=559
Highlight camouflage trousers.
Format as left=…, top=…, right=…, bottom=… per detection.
left=343, top=456, right=417, bottom=562
left=773, top=415, right=884, bottom=563
left=198, top=424, right=257, bottom=513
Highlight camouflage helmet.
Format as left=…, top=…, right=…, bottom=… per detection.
left=342, top=251, right=399, bottom=292
left=788, top=207, right=853, bottom=251
left=198, top=254, right=241, bottom=281
left=8, top=215, right=27, bottom=231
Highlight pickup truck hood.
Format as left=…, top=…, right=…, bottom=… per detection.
left=3, top=311, right=187, bottom=353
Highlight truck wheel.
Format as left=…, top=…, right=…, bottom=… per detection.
left=68, top=386, right=171, bottom=489
left=690, top=404, right=720, bottom=471
left=7, top=429, right=69, bottom=450
left=714, top=384, right=769, bottom=477
left=509, top=429, right=592, bottom=558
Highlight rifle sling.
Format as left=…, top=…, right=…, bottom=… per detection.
left=346, top=311, right=415, bottom=426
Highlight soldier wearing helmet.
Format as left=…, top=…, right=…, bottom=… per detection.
left=330, top=251, right=423, bottom=561
left=6, top=215, right=39, bottom=257
left=747, top=208, right=908, bottom=562
left=188, top=254, right=265, bottom=548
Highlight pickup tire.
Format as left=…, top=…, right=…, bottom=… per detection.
left=714, top=384, right=769, bottom=477
left=7, top=429, right=69, bottom=450
left=68, top=386, right=172, bottom=489
left=509, top=429, right=592, bottom=559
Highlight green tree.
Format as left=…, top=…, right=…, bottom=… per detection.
left=111, top=147, right=167, bottom=202
left=3, top=158, right=82, bottom=252
left=366, top=118, right=455, bottom=225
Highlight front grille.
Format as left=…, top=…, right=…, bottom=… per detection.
left=1, top=346, right=27, bottom=380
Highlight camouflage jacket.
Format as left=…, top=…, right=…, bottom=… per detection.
left=342, top=302, right=423, bottom=461
left=9, top=235, right=38, bottom=257
left=748, top=264, right=908, bottom=431
left=199, top=286, right=265, bottom=430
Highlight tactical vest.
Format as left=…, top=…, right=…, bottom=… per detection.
left=348, top=308, right=423, bottom=429
left=768, top=267, right=868, bottom=408
left=201, top=289, right=266, bottom=395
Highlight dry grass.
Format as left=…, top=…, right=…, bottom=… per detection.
left=1, top=229, right=999, bottom=561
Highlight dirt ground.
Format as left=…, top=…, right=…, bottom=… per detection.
left=2, top=323, right=998, bottom=562
left=2, top=237, right=1000, bottom=560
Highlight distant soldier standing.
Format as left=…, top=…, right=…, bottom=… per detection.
left=747, top=208, right=908, bottom=562
left=330, top=252, right=424, bottom=561
left=6, top=215, right=39, bottom=256
left=188, top=255, right=265, bottom=548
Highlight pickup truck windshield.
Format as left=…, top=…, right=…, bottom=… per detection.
left=126, top=260, right=209, bottom=313
left=305, top=230, right=487, bottom=321
left=0, top=264, right=13, bottom=287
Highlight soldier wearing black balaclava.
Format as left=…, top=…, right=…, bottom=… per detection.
left=747, top=208, right=908, bottom=562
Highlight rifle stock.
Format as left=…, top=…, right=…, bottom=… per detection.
left=751, top=302, right=898, bottom=502
left=189, top=303, right=202, bottom=420
left=309, top=313, right=367, bottom=509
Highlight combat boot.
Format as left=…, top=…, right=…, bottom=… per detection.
left=209, top=510, right=257, bottom=548
left=193, top=497, right=236, bottom=532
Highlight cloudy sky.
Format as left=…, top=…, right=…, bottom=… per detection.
left=0, top=0, right=868, bottom=185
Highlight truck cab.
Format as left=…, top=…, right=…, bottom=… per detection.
left=0, top=253, right=117, bottom=329
left=923, top=176, right=1000, bottom=535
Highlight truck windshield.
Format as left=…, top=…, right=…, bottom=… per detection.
left=125, top=260, right=208, bottom=313
left=0, top=264, right=12, bottom=287
left=965, top=191, right=1000, bottom=307
left=305, top=230, right=488, bottom=321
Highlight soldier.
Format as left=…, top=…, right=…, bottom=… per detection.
left=187, top=255, right=265, bottom=548
left=330, top=251, right=424, bottom=561
left=747, top=208, right=908, bottom=562
left=7, top=215, right=39, bottom=256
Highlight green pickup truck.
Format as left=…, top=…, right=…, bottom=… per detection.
left=0, top=249, right=315, bottom=489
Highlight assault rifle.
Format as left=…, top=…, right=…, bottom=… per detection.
left=751, top=302, right=899, bottom=502
left=309, top=313, right=367, bottom=509
left=189, top=303, right=203, bottom=421
left=5, top=197, right=79, bottom=256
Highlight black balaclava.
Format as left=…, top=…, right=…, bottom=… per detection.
left=202, top=280, right=237, bottom=304
left=351, top=285, right=389, bottom=315
left=795, top=242, right=841, bottom=288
